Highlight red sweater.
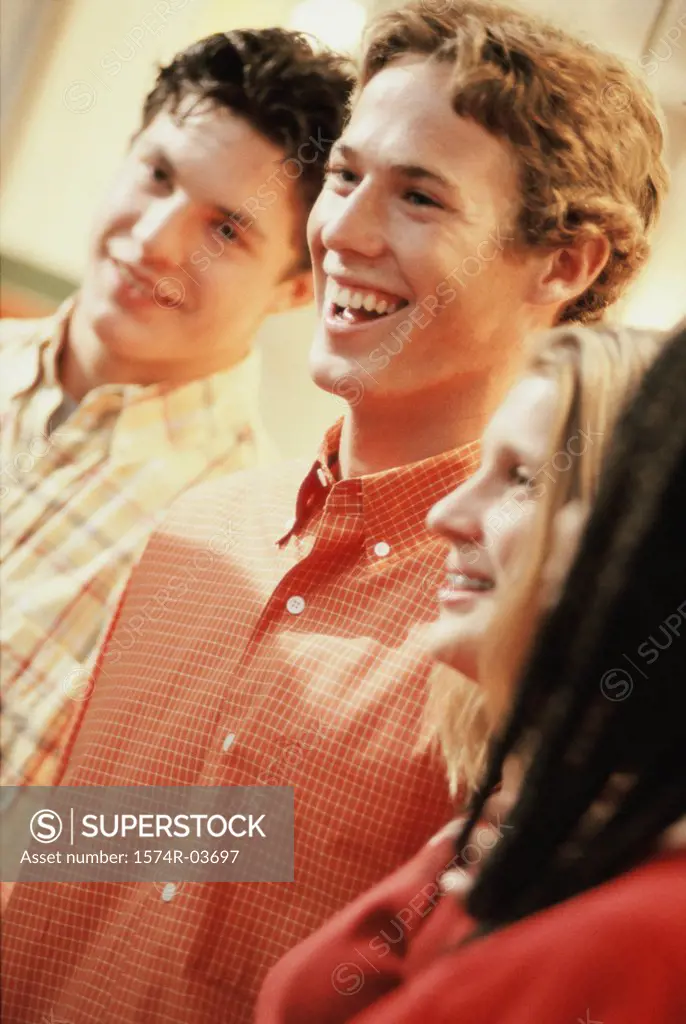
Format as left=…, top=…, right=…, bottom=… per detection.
left=257, top=824, right=686, bottom=1024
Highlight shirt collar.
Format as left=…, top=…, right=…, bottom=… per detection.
left=8, top=295, right=264, bottom=461
left=277, top=418, right=481, bottom=554
left=3, top=297, right=73, bottom=403
left=106, top=350, right=262, bottom=462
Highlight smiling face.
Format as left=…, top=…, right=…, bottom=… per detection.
left=307, top=57, right=545, bottom=407
left=426, top=374, right=561, bottom=681
left=79, top=100, right=309, bottom=382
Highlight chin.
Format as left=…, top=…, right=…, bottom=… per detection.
left=308, top=336, right=366, bottom=404
left=89, top=304, right=147, bottom=356
left=426, top=615, right=480, bottom=679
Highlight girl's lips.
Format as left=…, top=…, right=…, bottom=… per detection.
left=438, top=571, right=495, bottom=607
left=437, top=587, right=482, bottom=608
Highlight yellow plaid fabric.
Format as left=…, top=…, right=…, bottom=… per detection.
left=0, top=298, right=271, bottom=789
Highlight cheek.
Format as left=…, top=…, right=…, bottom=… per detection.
left=392, top=220, right=444, bottom=273
left=94, top=169, right=141, bottom=231
left=206, top=260, right=273, bottom=318
left=488, top=502, right=538, bottom=574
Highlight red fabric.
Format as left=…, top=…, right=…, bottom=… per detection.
left=1, top=421, right=480, bottom=1023
left=258, top=841, right=686, bottom=1024
left=256, top=820, right=474, bottom=1024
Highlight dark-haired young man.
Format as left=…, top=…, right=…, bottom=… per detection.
left=0, top=30, right=353, bottom=790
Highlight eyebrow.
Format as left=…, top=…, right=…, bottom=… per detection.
left=333, top=142, right=460, bottom=195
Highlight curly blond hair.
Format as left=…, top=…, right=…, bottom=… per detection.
left=361, top=1, right=668, bottom=323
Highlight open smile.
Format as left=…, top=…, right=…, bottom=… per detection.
left=438, top=570, right=495, bottom=608
left=109, top=258, right=182, bottom=312
left=324, top=277, right=410, bottom=332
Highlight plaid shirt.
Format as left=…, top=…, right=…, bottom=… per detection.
left=0, top=299, right=270, bottom=790
left=1, top=422, right=480, bottom=1024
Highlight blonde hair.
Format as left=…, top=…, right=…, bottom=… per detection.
left=360, top=1, right=668, bottom=323
left=422, top=324, right=666, bottom=795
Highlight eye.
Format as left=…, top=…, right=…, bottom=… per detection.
left=325, top=163, right=358, bottom=187
left=404, top=190, right=442, bottom=209
left=149, top=163, right=171, bottom=186
left=508, top=464, right=532, bottom=487
left=215, top=220, right=238, bottom=242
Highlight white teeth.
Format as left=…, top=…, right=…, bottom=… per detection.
left=122, top=266, right=145, bottom=293
left=328, top=279, right=402, bottom=318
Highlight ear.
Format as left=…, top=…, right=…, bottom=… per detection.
left=531, top=235, right=611, bottom=316
left=266, top=269, right=314, bottom=315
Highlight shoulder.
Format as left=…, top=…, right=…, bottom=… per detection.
left=489, top=850, right=686, bottom=975
left=550, top=849, right=686, bottom=955
left=352, top=852, right=686, bottom=1024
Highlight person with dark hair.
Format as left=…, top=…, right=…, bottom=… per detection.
left=256, top=320, right=686, bottom=1023
left=1, top=30, right=354, bottom=790
left=1, top=3, right=671, bottom=1022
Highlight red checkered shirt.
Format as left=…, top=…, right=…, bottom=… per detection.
left=2, top=421, right=480, bottom=1023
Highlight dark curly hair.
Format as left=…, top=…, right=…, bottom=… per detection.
left=455, top=318, right=686, bottom=935
left=362, top=1, right=668, bottom=323
left=141, top=29, right=355, bottom=268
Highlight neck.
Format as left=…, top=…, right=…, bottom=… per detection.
left=338, top=365, right=519, bottom=479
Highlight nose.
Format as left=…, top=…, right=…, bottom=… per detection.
left=130, top=192, right=189, bottom=266
left=426, top=475, right=485, bottom=547
left=319, top=180, right=387, bottom=261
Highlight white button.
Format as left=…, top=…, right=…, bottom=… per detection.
left=316, top=467, right=329, bottom=487
left=286, top=595, right=306, bottom=615
left=222, top=732, right=236, bottom=752
left=373, top=541, right=391, bottom=558
left=161, top=883, right=177, bottom=902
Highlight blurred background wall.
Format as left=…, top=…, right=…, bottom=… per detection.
left=1, top=0, right=684, bottom=457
